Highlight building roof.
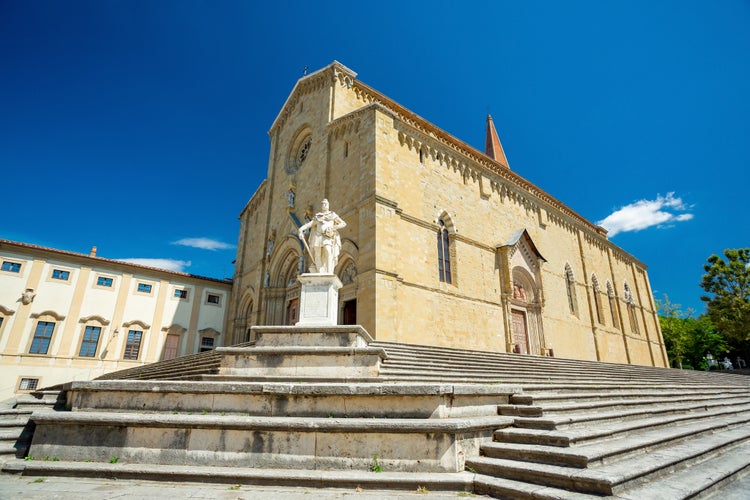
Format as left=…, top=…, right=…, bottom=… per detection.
left=0, top=239, right=232, bottom=285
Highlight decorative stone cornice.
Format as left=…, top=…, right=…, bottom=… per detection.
left=199, top=327, right=221, bottom=336
left=79, top=315, right=110, bottom=325
left=0, top=305, right=15, bottom=316
left=30, top=310, right=65, bottom=321
left=161, top=324, right=187, bottom=334
left=122, top=319, right=150, bottom=330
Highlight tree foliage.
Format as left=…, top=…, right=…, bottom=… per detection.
left=657, top=295, right=691, bottom=369
left=657, top=295, right=728, bottom=370
left=700, top=248, right=750, bottom=343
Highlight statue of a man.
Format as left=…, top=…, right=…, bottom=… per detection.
left=298, top=199, right=346, bottom=274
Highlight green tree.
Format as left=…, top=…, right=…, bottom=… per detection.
left=700, top=248, right=750, bottom=343
left=685, top=315, right=729, bottom=370
left=657, top=295, right=691, bottom=369
left=657, top=296, right=729, bottom=370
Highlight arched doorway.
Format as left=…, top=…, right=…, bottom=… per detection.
left=498, top=229, right=547, bottom=356
left=264, top=246, right=302, bottom=326
left=510, top=267, right=543, bottom=355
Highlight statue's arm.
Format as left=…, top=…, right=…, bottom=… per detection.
left=334, top=215, right=347, bottom=230
left=298, top=220, right=312, bottom=234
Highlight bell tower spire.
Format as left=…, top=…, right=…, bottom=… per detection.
left=485, top=114, right=510, bottom=169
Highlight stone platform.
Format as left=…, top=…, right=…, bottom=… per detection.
left=2, top=326, right=750, bottom=498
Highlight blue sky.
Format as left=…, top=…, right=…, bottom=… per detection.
left=1, top=1, right=748, bottom=315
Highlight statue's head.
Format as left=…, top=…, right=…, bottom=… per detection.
left=321, top=199, right=329, bottom=211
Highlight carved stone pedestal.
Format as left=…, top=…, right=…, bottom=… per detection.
left=296, top=273, right=342, bottom=326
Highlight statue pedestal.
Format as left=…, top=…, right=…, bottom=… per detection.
left=296, top=273, right=342, bottom=326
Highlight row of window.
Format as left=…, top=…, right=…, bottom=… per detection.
left=565, top=267, right=642, bottom=335
left=432, top=226, right=644, bottom=336
left=29, top=321, right=144, bottom=359
left=1, top=260, right=222, bottom=304
left=24, top=320, right=216, bottom=360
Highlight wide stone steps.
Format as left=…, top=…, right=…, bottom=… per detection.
left=514, top=387, right=748, bottom=403
left=373, top=342, right=748, bottom=385
left=377, top=359, right=743, bottom=385
left=500, top=391, right=750, bottom=420
left=473, top=440, right=750, bottom=500
left=467, top=424, right=750, bottom=496
left=378, top=362, right=741, bottom=387
left=0, top=409, right=34, bottom=462
left=513, top=402, right=750, bottom=433
left=496, top=401, right=750, bottom=447
left=2, top=460, right=476, bottom=493
left=484, top=410, right=750, bottom=468
left=511, top=393, right=750, bottom=418
left=95, top=342, right=254, bottom=382
left=368, top=341, right=750, bottom=497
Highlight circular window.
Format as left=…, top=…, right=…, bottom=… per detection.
left=286, top=134, right=312, bottom=175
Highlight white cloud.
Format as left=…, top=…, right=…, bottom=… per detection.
left=172, top=237, right=234, bottom=251
left=598, top=193, right=694, bottom=237
left=116, top=258, right=192, bottom=272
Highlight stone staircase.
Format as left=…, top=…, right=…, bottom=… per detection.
left=0, top=391, right=66, bottom=463
left=2, top=332, right=749, bottom=498
left=373, top=341, right=750, bottom=498
left=94, top=341, right=254, bottom=381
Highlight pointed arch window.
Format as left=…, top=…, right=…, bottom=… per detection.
left=624, top=282, right=640, bottom=335
left=606, top=281, right=619, bottom=329
left=564, top=264, right=578, bottom=316
left=591, top=275, right=604, bottom=325
left=437, top=219, right=452, bottom=284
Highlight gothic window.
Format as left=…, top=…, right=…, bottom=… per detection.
left=286, top=129, right=312, bottom=175
left=606, top=281, right=619, bottom=329
left=437, top=219, right=452, bottom=283
left=624, top=282, right=640, bottom=335
left=564, top=264, right=577, bottom=316
left=591, top=275, right=604, bottom=325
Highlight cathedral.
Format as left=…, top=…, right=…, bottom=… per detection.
left=228, top=61, right=667, bottom=367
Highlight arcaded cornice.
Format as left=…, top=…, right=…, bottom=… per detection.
left=239, top=179, right=268, bottom=220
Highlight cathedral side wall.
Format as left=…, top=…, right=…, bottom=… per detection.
left=369, top=111, right=664, bottom=365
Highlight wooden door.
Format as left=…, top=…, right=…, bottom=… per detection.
left=162, top=334, right=179, bottom=360
left=512, top=310, right=529, bottom=354
left=286, top=298, right=299, bottom=325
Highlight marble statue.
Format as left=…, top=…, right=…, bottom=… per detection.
left=298, top=198, right=346, bottom=274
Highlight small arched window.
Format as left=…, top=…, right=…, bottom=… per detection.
left=624, top=282, right=640, bottom=335
left=564, top=264, right=577, bottom=315
left=591, top=275, right=604, bottom=325
left=607, top=281, right=619, bottom=329
left=437, top=219, right=452, bottom=283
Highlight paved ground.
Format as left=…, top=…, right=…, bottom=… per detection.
left=0, top=473, right=483, bottom=499
left=3, top=470, right=750, bottom=499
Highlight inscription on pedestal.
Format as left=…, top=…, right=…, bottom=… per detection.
left=296, top=274, right=343, bottom=326
left=304, top=285, right=329, bottom=318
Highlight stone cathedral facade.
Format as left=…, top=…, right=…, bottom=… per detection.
left=228, top=61, right=667, bottom=367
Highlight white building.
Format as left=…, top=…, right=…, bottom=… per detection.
left=0, top=239, right=232, bottom=401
